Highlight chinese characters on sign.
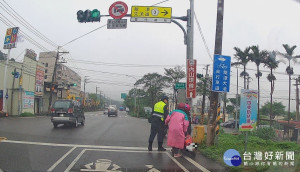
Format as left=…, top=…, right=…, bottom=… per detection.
left=35, top=65, right=44, bottom=96
left=243, top=151, right=294, bottom=167
left=3, top=27, right=19, bottom=49
left=212, top=55, right=231, bottom=92
left=186, top=59, right=196, bottom=98
left=107, top=19, right=127, bottom=29
left=239, top=89, right=258, bottom=131
left=130, top=6, right=172, bottom=23
left=23, top=91, right=34, bottom=109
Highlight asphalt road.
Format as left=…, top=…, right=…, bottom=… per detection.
left=0, top=111, right=225, bottom=172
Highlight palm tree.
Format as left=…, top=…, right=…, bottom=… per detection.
left=263, top=51, right=280, bottom=125
left=249, top=45, right=268, bottom=126
left=277, top=44, right=300, bottom=124
left=232, top=47, right=251, bottom=89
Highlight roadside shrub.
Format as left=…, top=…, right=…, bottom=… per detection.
left=252, top=127, right=276, bottom=140
left=20, top=112, right=34, bottom=117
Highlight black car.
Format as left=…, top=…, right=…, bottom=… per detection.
left=222, top=120, right=239, bottom=128
left=50, top=100, right=85, bottom=128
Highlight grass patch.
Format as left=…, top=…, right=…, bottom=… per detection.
left=20, top=112, right=34, bottom=117
left=198, top=128, right=300, bottom=171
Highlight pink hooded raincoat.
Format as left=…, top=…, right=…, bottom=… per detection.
left=165, top=109, right=189, bottom=149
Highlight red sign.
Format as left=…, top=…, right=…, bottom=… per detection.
left=109, top=1, right=128, bottom=19
left=186, top=59, right=197, bottom=98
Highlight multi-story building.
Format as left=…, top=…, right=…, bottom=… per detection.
left=39, top=51, right=81, bottom=110
left=0, top=49, right=44, bottom=115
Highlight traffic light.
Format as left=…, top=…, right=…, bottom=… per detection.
left=67, top=83, right=77, bottom=88
left=11, top=71, right=20, bottom=78
left=77, top=9, right=100, bottom=23
left=197, top=73, right=203, bottom=79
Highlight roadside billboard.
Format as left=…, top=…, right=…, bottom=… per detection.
left=239, top=89, right=258, bottom=131
left=35, top=65, right=44, bottom=96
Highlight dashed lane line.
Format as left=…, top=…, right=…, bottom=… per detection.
left=184, top=156, right=210, bottom=172
left=47, top=146, right=77, bottom=172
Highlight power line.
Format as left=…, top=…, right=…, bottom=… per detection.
left=0, top=0, right=58, bottom=48
left=61, top=24, right=107, bottom=47
left=0, top=14, right=49, bottom=51
left=194, top=12, right=213, bottom=62
left=153, top=0, right=170, bottom=6
left=69, top=66, right=142, bottom=77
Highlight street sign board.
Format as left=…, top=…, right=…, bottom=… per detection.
left=109, top=1, right=128, bottom=19
left=107, top=19, right=127, bottom=29
left=175, top=82, right=186, bottom=89
left=121, top=93, right=127, bottom=99
left=186, top=59, right=197, bottom=98
left=239, top=89, right=258, bottom=131
left=212, top=55, right=231, bottom=92
left=3, top=27, right=19, bottom=49
left=131, top=6, right=172, bottom=23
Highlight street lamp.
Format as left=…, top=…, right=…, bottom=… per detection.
left=126, top=75, right=138, bottom=117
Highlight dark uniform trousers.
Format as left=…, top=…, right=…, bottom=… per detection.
left=148, top=116, right=165, bottom=143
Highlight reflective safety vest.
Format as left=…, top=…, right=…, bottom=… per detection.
left=153, top=101, right=166, bottom=121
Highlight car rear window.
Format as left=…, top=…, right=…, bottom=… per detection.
left=53, top=101, right=71, bottom=109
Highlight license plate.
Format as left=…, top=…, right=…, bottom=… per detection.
left=59, top=114, right=64, bottom=117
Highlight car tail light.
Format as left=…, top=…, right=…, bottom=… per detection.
left=51, top=108, right=55, bottom=113
left=68, top=108, right=73, bottom=113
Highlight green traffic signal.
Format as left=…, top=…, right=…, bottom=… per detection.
left=77, top=9, right=100, bottom=23
left=91, top=9, right=100, bottom=22
left=73, top=83, right=77, bottom=86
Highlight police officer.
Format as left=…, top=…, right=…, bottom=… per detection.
left=148, top=96, right=169, bottom=151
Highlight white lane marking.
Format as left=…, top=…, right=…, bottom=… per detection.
left=65, top=149, right=86, bottom=172
left=184, top=156, right=210, bottom=172
left=66, top=149, right=188, bottom=172
left=47, top=146, right=77, bottom=172
left=1, top=140, right=168, bottom=151
left=84, top=148, right=166, bottom=153
left=0, top=168, right=3, bottom=172
left=165, top=152, right=189, bottom=172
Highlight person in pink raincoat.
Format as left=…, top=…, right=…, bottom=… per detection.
left=165, top=103, right=190, bottom=157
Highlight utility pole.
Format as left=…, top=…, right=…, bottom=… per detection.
left=207, top=0, right=225, bottom=146
left=186, top=0, right=195, bottom=107
left=295, top=77, right=300, bottom=121
left=83, top=76, right=89, bottom=106
left=201, top=65, right=209, bottom=125
left=48, top=46, right=68, bottom=111
left=96, top=86, right=100, bottom=110
left=2, top=49, right=11, bottom=115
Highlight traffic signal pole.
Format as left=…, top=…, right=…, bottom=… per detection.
left=2, top=48, right=11, bottom=115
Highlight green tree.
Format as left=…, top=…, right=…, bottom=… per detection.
left=226, top=96, right=241, bottom=120
left=249, top=45, right=268, bottom=126
left=135, top=73, right=169, bottom=107
left=260, top=102, right=286, bottom=121
left=277, top=44, right=300, bottom=123
left=232, top=47, right=251, bottom=89
left=263, top=51, right=281, bottom=124
left=164, top=66, right=185, bottom=105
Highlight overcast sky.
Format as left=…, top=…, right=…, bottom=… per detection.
left=1, top=0, right=300, bottom=111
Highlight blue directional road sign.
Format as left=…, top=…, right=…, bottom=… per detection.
left=212, top=55, right=231, bottom=92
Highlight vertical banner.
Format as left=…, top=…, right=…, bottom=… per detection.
left=212, top=55, right=231, bottom=92
left=186, top=59, right=197, bottom=98
left=35, top=65, right=44, bottom=96
left=239, top=89, right=258, bottom=131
